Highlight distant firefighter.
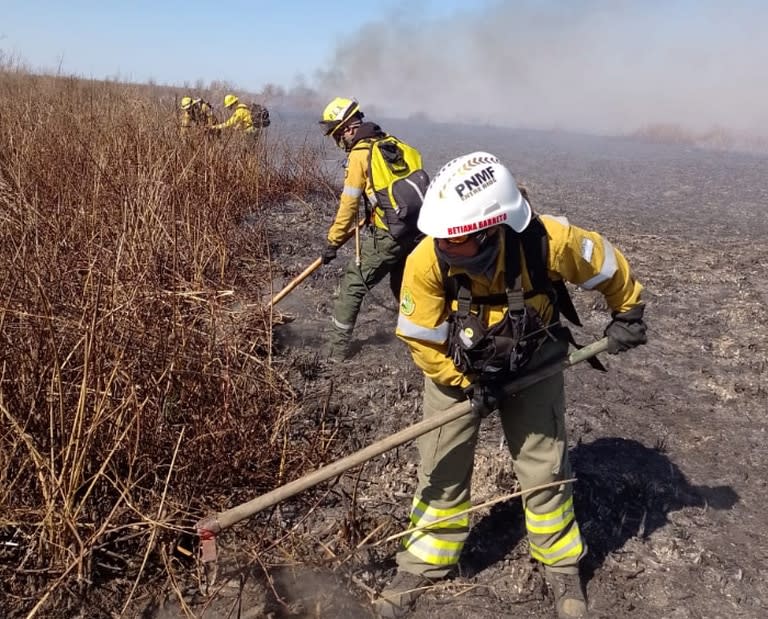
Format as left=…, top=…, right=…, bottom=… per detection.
left=212, top=94, right=254, bottom=133
left=211, top=94, right=270, bottom=136
left=179, top=96, right=217, bottom=133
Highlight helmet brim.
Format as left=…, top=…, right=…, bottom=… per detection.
left=418, top=198, right=532, bottom=238
left=319, top=120, right=340, bottom=136
left=507, top=198, right=532, bottom=232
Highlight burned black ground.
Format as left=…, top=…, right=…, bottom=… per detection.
left=159, top=125, right=768, bottom=619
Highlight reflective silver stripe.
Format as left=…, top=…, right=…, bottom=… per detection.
left=411, top=499, right=471, bottom=528
left=525, top=504, right=575, bottom=534
left=404, top=177, right=426, bottom=203
left=397, top=315, right=448, bottom=344
left=331, top=317, right=353, bottom=331
left=530, top=533, right=583, bottom=564
left=581, top=238, right=618, bottom=290
left=403, top=532, right=463, bottom=565
left=404, top=536, right=460, bottom=559
left=342, top=185, right=362, bottom=198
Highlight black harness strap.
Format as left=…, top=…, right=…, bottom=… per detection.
left=553, top=279, right=582, bottom=327
left=454, top=274, right=473, bottom=318
left=440, top=218, right=606, bottom=372
left=516, top=220, right=605, bottom=370
left=442, top=220, right=556, bottom=313
left=519, top=219, right=584, bottom=327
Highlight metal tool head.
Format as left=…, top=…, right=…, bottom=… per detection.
left=196, top=515, right=222, bottom=593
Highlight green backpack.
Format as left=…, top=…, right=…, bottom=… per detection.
left=367, top=136, right=430, bottom=240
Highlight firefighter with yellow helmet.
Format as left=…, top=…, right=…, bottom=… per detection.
left=318, top=97, right=428, bottom=360
left=179, top=95, right=216, bottom=134
left=375, top=152, right=648, bottom=618
left=212, top=93, right=257, bottom=134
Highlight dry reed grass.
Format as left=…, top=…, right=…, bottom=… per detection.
left=0, top=66, right=336, bottom=617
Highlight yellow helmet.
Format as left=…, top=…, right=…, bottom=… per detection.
left=180, top=96, right=193, bottom=110
left=319, top=97, right=363, bottom=138
left=224, top=94, right=239, bottom=108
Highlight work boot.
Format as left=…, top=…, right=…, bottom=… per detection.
left=373, top=570, right=434, bottom=618
left=325, top=342, right=349, bottom=362
left=326, top=325, right=351, bottom=361
left=545, top=570, right=589, bottom=619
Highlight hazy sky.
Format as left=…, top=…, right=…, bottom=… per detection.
left=0, top=0, right=473, bottom=87
left=3, top=1, right=767, bottom=135
left=317, top=0, right=768, bottom=134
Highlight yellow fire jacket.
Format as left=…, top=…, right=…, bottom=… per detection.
left=180, top=109, right=193, bottom=130
left=396, top=215, right=644, bottom=388
left=326, top=131, right=392, bottom=246
left=213, top=103, right=253, bottom=131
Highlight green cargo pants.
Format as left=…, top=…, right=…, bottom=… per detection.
left=327, top=227, right=412, bottom=358
left=396, top=340, right=585, bottom=578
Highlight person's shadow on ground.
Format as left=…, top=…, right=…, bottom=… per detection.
left=459, top=437, right=739, bottom=577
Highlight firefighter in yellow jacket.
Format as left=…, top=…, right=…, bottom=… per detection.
left=180, top=96, right=216, bottom=133
left=212, top=94, right=256, bottom=133
left=375, top=152, right=647, bottom=618
left=318, top=97, right=424, bottom=360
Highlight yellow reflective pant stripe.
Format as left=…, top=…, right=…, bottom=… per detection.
left=525, top=496, right=575, bottom=535
left=410, top=498, right=471, bottom=530
left=529, top=523, right=584, bottom=565
left=402, top=529, right=463, bottom=566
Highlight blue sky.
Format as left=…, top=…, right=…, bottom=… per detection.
left=0, top=0, right=488, bottom=90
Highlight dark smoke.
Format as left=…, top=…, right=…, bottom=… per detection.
left=316, top=0, right=768, bottom=140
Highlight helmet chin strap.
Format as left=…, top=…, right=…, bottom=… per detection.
left=338, top=121, right=362, bottom=150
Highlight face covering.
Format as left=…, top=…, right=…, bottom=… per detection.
left=435, top=233, right=501, bottom=278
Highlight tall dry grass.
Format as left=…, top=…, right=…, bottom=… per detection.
left=0, top=68, right=335, bottom=616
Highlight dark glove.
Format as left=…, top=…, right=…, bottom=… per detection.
left=604, top=305, right=647, bottom=354
left=321, top=244, right=338, bottom=265
left=464, top=382, right=504, bottom=418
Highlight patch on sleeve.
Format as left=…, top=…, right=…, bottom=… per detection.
left=400, top=288, right=416, bottom=316
left=580, top=238, right=594, bottom=262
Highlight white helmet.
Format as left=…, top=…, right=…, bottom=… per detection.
left=417, top=152, right=531, bottom=238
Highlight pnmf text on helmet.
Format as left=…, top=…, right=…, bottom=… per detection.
left=454, top=166, right=498, bottom=200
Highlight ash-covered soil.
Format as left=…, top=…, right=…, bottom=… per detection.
left=162, top=124, right=768, bottom=619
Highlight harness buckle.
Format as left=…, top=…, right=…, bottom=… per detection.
left=505, top=288, right=525, bottom=313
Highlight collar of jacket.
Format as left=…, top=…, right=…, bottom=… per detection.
left=441, top=236, right=502, bottom=283
left=348, top=122, right=386, bottom=148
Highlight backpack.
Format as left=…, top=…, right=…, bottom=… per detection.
left=197, top=100, right=217, bottom=125
left=249, top=103, right=271, bottom=128
left=366, top=136, right=430, bottom=240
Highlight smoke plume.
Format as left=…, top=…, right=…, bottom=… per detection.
left=316, top=0, right=768, bottom=138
